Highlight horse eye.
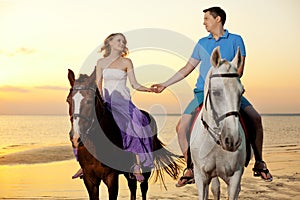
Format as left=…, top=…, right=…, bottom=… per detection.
left=212, top=90, right=221, bottom=96
left=86, top=99, right=93, bottom=104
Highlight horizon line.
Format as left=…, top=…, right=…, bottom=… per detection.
left=1, top=113, right=300, bottom=116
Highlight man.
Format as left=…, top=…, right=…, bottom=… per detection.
left=151, top=6, right=272, bottom=187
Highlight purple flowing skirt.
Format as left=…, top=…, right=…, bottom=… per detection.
left=104, top=90, right=154, bottom=169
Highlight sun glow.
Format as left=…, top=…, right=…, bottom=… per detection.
left=1, top=0, right=300, bottom=114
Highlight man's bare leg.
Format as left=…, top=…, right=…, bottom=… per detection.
left=175, top=114, right=194, bottom=186
left=243, top=105, right=272, bottom=181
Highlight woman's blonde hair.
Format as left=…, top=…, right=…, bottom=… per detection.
left=100, top=33, right=129, bottom=57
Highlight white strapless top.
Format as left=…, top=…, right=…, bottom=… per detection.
left=103, top=68, right=130, bottom=100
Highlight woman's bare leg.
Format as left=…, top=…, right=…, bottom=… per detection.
left=133, top=154, right=144, bottom=182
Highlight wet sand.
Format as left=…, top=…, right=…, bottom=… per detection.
left=0, top=144, right=299, bottom=199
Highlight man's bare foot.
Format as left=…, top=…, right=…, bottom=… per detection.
left=252, top=161, right=273, bottom=182
left=175, top=168, right=195, bottom=187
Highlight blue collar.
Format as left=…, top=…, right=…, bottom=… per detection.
left=208, top=29, right=229, bottom=40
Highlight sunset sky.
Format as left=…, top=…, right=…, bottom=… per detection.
left=0, top=0, right=299, bottom=115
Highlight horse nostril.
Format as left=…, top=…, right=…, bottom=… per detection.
left=225, top=137, right=229, bottom=145
left=225, top=137, right=233, bottom=148
left=235, top=136, right=242, bottom=148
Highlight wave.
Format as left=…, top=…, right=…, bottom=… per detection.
left=0, top=145, right=74, bottom=165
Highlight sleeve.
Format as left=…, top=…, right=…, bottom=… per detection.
left=191, top=41, right=202, bottom=61
left=236, top=36, right=246, bottom=57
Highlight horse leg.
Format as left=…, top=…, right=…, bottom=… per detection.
left=104, top=173, right=119, bottom=200
left=196, top=180, right=210, bottom=200
left=124, top=173, right=137, bottom=200
left=140, top=171, right=151, bottom=200
left=224, top=170, right=243, bottom=200
left=140, top=181, right=148, bottom=200
left=83, top=176, right=100, bottom=200
left=194, top=168, right=210, bottom=200
left=211, top=177, right=220, bottom=200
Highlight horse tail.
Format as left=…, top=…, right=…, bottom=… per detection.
left=149, top=115, right=185, bottom=190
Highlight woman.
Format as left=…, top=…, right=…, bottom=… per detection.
left=94, top=33, right=154, bottom=182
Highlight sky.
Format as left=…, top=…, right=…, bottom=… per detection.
left=0, top=0, right=300, bottom=115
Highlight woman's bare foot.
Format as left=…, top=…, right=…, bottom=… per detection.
left=72, top=168, right=83, bottom=179
left=133, top=164, right=144, bottom=182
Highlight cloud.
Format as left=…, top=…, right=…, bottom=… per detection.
left=0, top=85, right=29, bottom=93
left=0, top=47, right=36, bottom=57
left=15, top=47, right=36, bottom=55
left=35, top=85, right=68, bottom=91
left=0, top=85, right=68, bottom=93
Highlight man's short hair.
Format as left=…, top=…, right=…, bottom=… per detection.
left=203, top=7, right=226, bottom=26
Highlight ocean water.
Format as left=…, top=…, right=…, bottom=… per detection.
left=0, top=115, right=71, bottom=156
left=0, top=114, right=299, bottom=157
left=0, top=114, right=299, bottom=199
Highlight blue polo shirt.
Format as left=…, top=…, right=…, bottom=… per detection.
left=191, top=29, right=246, bottom=91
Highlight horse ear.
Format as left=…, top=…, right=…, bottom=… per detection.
left=68, top=69, right=75, bottom=87
left=210, top=46, right=221, bottom=68
left=231, top=47, right=242, bottom=69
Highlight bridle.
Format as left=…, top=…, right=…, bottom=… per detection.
left=201, top=72, right=241, bottom=144
left=71, top=86, right=101, bottom=135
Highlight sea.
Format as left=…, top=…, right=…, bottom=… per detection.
left=0, top=114, right=299, bottom=156
left=0, top=114, right=299, bottom=199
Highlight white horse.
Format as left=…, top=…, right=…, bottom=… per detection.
left=190, top=46, right=246, bottom=200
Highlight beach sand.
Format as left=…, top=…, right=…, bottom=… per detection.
left=0, top=144, right=299, bottom=199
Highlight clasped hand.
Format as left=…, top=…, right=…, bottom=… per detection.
left=150, top=84, right=166, bottom=93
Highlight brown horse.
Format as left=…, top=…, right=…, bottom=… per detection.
left=67, top=69, right=183, bottom=200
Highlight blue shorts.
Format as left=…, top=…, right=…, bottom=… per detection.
left=183, top=89, right=252, bottom=115
left=183, top=90, right=205, bottom=114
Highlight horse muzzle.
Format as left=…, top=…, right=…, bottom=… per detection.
left=72, top=117, right=82, bottom=148
left=219, top=121, right=242, bottom=152
left=220, top=133, right=242, bottom=152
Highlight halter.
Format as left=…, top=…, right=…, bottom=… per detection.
left=201, top=72, right=241, bottom=144
left=71, top=86, right=101, bottom=135
left=72, top=86, right=97, bottom=92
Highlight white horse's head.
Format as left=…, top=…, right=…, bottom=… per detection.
left=202, top=47, right=244, bottom=152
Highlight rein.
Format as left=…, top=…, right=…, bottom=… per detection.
left=202, top=72, right=241, bottom=144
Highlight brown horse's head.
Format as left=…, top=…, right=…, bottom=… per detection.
left=67, top=69, right=97, bottom=148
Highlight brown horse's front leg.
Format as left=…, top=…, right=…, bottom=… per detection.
left=104, top=173, right=119, bottom=200
left=83, top=174, right=100, bottom=200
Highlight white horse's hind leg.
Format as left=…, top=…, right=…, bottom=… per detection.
left=211, top=177, right=220, bottom=200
